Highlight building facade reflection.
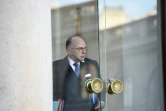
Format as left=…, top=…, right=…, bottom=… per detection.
left=51, top=1, right=163, bottom=111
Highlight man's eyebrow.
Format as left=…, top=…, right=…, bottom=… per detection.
left=78, top=46, right=87, bottom=48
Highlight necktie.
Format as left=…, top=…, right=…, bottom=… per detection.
left=73, top=63, right=80, bottom=77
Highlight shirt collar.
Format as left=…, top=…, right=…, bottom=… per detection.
left=68, top=56, right=85, bottom=66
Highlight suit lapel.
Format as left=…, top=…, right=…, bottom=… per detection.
left=79, top=61, right=89, bottom=99
left=61, top=56, right=74, bottom=76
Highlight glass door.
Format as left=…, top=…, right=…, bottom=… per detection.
left=51, top=0, right=164, bottom=111
left=98, top=0, right=164, bottom=111
left=51, top=0, right=105, bottom=111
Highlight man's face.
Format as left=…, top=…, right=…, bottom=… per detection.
left=67, top=37, right=87, bottom=62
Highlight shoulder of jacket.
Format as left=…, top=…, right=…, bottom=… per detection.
left=53, top=58, right=66, bottom=65
left=85, top=58, right=97, bottom=63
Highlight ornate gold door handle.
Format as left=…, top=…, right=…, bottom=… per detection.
left=107, top=79, right=123, bottom=95
left=84, top=78, right=103, bottom=93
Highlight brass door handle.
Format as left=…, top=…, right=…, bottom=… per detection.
left=107, top=79, right=123, bottom=95
left=85, top=78, right=103, bottom=93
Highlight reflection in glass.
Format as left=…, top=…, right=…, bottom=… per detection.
left=51, top=0, right=164, bottom=111
left=51, top=0, right=103, bottom=111
left=51, top=0, right=99, bottom=61
left=99, top=0, right=164, bottom=111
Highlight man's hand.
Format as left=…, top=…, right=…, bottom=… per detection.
left=94, top=99, right=100, bottom=111
left=94, top=99, right=105, bottom=111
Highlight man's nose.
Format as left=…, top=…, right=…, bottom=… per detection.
left=82, top=49, right=86, bottom=53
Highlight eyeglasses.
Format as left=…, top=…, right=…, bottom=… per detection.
left=70, top=47, right=88, bottom=52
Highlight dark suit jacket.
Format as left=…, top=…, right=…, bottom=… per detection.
left=53, top=56, right=100, bottom=100
left=53, top=56, right=101, bottom=111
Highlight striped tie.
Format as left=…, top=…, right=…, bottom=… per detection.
left=73, top=63, right=80, bottom=77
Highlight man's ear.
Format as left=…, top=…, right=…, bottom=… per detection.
left=67, top=48, right=71, bottom=54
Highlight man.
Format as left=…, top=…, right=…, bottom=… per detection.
left=53, top=35, right=102, bottom=111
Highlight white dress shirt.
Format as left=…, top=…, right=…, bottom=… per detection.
left=68, top=57, right=80, bottom=72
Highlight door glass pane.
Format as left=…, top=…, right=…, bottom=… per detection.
left=51, top=0, right=105, bottom=111
left=98, top=0, right=164, bottom=111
